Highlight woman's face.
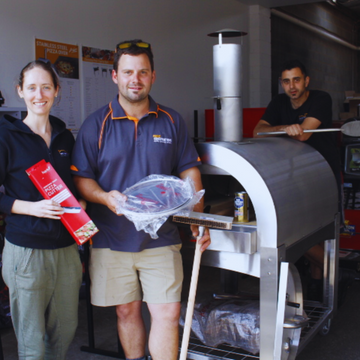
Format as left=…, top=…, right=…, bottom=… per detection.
left=17, top=66, right=59, bottom=117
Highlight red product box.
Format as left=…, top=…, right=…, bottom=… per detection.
left=26, top=160, right=99, bottom=245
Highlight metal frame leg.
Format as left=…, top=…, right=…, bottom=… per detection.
left=260, top=247, right=282, bottom=360
left=323, top=213, right=339, bottom=311
left=273, top=262, right=289, bottom=359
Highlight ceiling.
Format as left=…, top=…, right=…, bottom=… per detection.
left=337, top=0, right=360, bottom=15
left=238, top=0, right=360, bottom=18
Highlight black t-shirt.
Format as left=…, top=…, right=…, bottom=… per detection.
left=262, top=90, right=341, bottom=176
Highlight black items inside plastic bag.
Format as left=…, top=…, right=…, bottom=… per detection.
left=115, top=175, right=204, bottom=239
left=180, top=298, right=260, bottom=355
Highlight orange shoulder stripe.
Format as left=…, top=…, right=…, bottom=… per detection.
left=99, top=104, right=113, bottom=150
left=157, top=106, right=174, bottom=124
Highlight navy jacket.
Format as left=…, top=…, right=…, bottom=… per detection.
left=0, top=114, right=76, bottom=249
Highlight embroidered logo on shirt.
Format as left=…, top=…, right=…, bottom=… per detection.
left=298, top=113, right=308, bottom=124
left=153, top=135, right=172, bottom=144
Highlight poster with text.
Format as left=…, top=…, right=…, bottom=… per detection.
left=82, top=46, right=117, bottom=119
left=35, top=38, right=81, bottom=131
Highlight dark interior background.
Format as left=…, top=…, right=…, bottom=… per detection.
left=270, top=1, right=360, bottom=120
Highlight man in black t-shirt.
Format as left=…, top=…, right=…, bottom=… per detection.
left=253, top=60, right=342, bottom=300
left=253, top=60, right=341, bottom=178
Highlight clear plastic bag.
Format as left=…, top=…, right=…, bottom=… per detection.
left=115, top=175, right=204, bottom=239
left=180, top=299, right=260, bottom=355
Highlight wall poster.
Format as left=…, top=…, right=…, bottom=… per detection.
left=35, top=38, right=81, bottom=132
left=82, top=46, right=117, bottom=119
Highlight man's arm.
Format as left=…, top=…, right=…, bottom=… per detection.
left=179, top=167, right=203, bottom=213
left=253, top=119, right=288, bottom=138
left=253, top=118, right=321, bottom=142
left=73, top=176, right=126, bottom=214
left=179, top=166, right=210, bottom=252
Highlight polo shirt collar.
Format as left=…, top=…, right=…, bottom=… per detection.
left=110, top=95, right=159, bottom=120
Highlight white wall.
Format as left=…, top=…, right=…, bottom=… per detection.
left=0, top=0, right=251, bottom=136
left=248, top=5, right=271, bottom=108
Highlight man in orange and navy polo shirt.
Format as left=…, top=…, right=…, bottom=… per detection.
left=71, top=39, right=210, bottom=360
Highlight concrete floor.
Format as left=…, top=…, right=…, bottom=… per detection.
left=296, top=279, right=360, bottom=360
left=1, top=263, right=359, bottom=360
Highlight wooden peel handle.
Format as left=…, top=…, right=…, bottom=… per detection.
left=179, top=226, right=205, bottom=360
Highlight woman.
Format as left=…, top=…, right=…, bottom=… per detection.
left=0, top=60, right=82, bottom=359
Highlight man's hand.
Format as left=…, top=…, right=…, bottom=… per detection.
left=73, top=176, right=127, bottom=215
left=283, top=124, right=304, bottom=137
left=78, top=198, right=87, bottom=210
left=104, top=190, right=127, bottom=215
left=191, top=225, right=211, bottom=252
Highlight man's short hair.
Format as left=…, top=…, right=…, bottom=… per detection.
left=280, top=60, right=307, bottom=78
left=113, top=39, right=154, bottom=72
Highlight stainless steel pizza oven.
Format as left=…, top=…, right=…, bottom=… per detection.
left=183, top=30, right=340, bottom=360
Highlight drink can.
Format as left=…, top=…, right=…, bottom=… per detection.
left=234, top=191, right=248, bottom=222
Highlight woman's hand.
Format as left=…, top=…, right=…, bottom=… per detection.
left=28, top=199, right=65, bottom=219
left=12, top=199, right=64, bottom=219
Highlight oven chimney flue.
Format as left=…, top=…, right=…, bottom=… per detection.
left=208, top=29, right=247, bottom=142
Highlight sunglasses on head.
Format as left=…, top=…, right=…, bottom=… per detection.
left=116, top=41, right=151, bottom=52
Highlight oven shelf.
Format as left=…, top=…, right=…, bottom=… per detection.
left=181, top=300, right=330, bottom=360
left=184, top=335, right=259, bottom=360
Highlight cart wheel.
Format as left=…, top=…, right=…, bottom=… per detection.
left=319, top=318, right=331, bottom=336
left=281, top=264, right=306, bottom=360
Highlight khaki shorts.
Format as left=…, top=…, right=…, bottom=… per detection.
left=89, top=244, right=183, bottom=306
